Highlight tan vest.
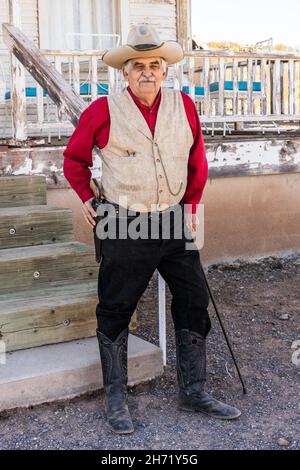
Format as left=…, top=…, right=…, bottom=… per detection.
left=100, top=87, right=194, bottom=212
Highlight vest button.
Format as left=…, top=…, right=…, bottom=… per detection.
left=156, top=158, right=160, bottom=162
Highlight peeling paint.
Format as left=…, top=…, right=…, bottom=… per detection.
left=206, top=140, right=300, bottom=170
left=1, top=138, right=300, bottom=187
left=13, top=156, right=32, bottom=175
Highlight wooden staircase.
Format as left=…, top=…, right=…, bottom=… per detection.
left=0, top=175, right=163, bottom=411
left=0, top=175, right=99, bottom=352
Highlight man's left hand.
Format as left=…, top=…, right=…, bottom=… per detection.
left=185, top=213, right=199, bottom=237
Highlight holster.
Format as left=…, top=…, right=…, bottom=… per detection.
left=91, top=197, right=104, bottom=264
left=93, top=218, right=102, bottom=263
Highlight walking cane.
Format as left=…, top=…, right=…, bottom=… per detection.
left=199, top=263, right=247, bottom=395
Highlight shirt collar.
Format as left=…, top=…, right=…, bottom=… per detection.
left=127, top=85, right=161, bottom=111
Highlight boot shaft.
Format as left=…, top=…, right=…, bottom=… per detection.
left=96, top=328, right=129, bottom=389
left=96, top=328, right=134, bottom=434
left=175, top=329, right=206, bottom=392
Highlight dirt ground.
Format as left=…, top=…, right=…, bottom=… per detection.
left=0, top=254, right=299, bottom=450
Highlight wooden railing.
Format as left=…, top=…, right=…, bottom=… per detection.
left=5, top=49, right=124, bottom=137
left=36, top=49, right=122, bottom=133
left=179, top=50, right=300, bottom=125
left=3, top=40, right=300, bottom=141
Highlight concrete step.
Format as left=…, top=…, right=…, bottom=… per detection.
left=0, top=176, right=46, bottom=207
left=0, top=334, right=163, bottom=412
left=0, top=242, right=98, bottom=294
left=0, top=205, right=74, bottom=249
left=0, top=280, right=98, bottom=352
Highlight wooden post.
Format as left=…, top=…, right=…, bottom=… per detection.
left=91, top=56, right=98, bottom=101
left=240, top=62, right=245, bottom=115
left=8, top=0, right=27, bottom=142
left=119, top=0, right=130, bottom=45
left=218, top=58, right=225, bottom=116
left=158, top=272, right=166, bottom=366
left=288, top=59, right=295, bottom=115
left=232, top=58, right=238, bottom=115
left=233, top=58, right=243, bottom=130
left=188, top=56, right=195, bottom=100
left=36, top=83, right=44, bottom=125
left=260, top=58, right=267, bottom=115
left=73, top=56, right=80, bottom=95
left=203, top=57, right=210, bottom=115
left=280, top=60, right=285, bottom=114
left=176, top=0, right=192, bottom=52
left=247, top=59, right=253, bottom=114
left=273, top=59, right=281, bottom=115
left=270, top=60, right=274, bottom=114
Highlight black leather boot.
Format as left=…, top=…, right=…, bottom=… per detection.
left=96, top=328, right=134, bottom=434
left=175, top=329, right=241, bottom=420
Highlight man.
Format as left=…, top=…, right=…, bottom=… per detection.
left=63, top=24, right=241, bottom=435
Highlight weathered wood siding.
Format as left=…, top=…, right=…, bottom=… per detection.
left=0, top=0, right=39, bottom=137
left=0, top=0, right=178, bottom=138
left=129, top=0, right=177, bottom=40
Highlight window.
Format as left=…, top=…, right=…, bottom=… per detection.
left=38, top=0, right=117, bottom=50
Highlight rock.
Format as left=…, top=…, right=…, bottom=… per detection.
left=277, top=438, right=289, bottom=447
left=221, top=263, right=241, bottom=271
left=280, top=314, right=289, bottom=320
left=270, top=260, right=283, bottom=270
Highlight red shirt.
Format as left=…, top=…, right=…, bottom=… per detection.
left=63, top=86, right=208, bottom=214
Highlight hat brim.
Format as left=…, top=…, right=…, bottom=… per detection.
left=102, top=41, right=184, bottom=69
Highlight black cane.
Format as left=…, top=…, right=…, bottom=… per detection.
left=200, top=263, right=247, bottom=394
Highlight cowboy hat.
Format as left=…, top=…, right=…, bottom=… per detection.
left=102, top=24, right=184, bottom=69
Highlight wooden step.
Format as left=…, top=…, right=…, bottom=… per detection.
left=0, top=280, right=98, bottom=352
left=0, top=242, right=98, bottom=294
left=0, top=175, right=46, bottom=207
left=0, top=205, right=74, bottom=249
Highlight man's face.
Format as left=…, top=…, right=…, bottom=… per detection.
left=122, top=57, right=168, bottom=99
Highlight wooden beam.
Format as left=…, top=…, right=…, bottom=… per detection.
left=186, top=50, right=300, bottom=60
left=288, top=59, right=296, bottom=115
left=8, top=0, right=27, bottom=142
left=203, top=57, right=210, bottom=115
left=218, top=58, right=225, bottom=116
left=273, top=59, right=281, bottom=116
left=176, top=0, right=192, bottom=52
left=2, top=23, right=86, bottom=127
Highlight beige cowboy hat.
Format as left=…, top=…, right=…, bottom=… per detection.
left=102, top=24, right=184, bottom=69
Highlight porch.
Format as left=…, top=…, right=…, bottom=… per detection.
left=1, top=45, right=300, bottom=142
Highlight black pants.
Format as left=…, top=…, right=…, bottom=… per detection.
left=95, top=205, right=211, bottom=341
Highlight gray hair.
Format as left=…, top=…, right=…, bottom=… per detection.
left=122, top=58, right=167, bottom=74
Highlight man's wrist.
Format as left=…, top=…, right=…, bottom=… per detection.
left=81, top=189, right=95, bottom=204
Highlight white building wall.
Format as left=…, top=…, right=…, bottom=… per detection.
left=129, top=0, right=177, bottom=41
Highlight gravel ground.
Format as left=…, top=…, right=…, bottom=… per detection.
left=0, top=254, right=299, bottom=450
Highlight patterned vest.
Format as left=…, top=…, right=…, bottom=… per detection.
left=100, top=87, right=194, bottom=212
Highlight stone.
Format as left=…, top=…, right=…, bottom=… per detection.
left=280, top=314, right=289, bottom=320
left=277, top=438, right=289, bottom=447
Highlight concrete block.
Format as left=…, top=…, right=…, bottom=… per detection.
left=0, top=334, right=163, bottom=412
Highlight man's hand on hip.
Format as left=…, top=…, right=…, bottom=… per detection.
left=185, top=213, right=199, bottom=238
left=82, top=197, right=97, bottom=228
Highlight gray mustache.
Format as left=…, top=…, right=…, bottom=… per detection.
left=139, top=77, right=156, bottom=82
